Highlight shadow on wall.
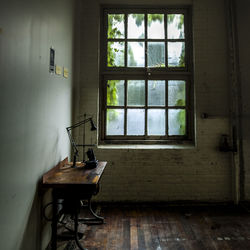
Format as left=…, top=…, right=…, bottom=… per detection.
left=19, top=180, right=52, bottom=250
left=19, top=132, right=65, bottom=250
left=19, top=184, right=41, bottom=250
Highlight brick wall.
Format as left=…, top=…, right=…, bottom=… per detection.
left=74, top=0, right=233, bottom=202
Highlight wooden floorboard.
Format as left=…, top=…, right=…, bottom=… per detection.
left=55, top=204, right=250, bottom=250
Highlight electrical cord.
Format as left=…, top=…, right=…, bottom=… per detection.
left=42, top=201, right=63, bottom=221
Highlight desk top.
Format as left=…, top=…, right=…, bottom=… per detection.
left=42, top=157, right=107, bottom=188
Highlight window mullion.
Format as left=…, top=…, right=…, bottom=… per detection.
left=124, top=14, right=128, bottom=136
left=124, top=79, right=128, bottom=136
left=145, top=13, right=148, bottom=69
left=165, top=13, right=168, bottom=69
left=166, top=80, right=169, bottom=137
left=145, top=79, right=148, bottom=137
left=125, top=13, right=128, bottom=67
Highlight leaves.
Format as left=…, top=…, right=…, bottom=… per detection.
left=177, top=109, right=186, bottom=135
left=179, top=43, right=185, bottom=67
left=107, top=42, right=124, bottom=67
left=107, top=80, right=119, bottom=106
left=148, top=14, right=164, bottom=26
left=131, top=14, right=145, bottom=26
left=108, top=14, right=124, bottom=38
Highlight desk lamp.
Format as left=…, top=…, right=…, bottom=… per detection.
left=66, top=117, right=97, bottom=168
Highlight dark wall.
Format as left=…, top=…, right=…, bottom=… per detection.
left=236, top=0, right=250, bottom=199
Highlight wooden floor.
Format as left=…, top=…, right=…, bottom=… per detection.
left=56, top=204, right=250, bottom=250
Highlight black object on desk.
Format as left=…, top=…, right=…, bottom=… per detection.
left=84, top=148, right=98, bottom=169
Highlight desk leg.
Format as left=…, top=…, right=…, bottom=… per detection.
left=51, top=190, right=57, bottom=250
left=74, top=208, right=87, bottom=250
left=88, top=198, right=104, bottom=222
left=79, top=198, right=104, bottom=224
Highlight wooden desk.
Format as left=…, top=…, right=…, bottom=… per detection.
left=42, top=157, right=107, bottom=250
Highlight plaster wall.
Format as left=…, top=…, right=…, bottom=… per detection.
left=0, top=0, right=74, bottom=249
left=75, top=0, right=232, bottom=202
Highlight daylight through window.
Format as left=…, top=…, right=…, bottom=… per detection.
left=100, top=7, right=193, bottom=144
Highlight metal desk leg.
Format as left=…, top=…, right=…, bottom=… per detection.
left=79, top=198, right=104, bottom=224
left=74, top=208, right=87, bottom=250
left=88, top=198, right=104, bottom=222
left=51, top=190, right=58, bottom=250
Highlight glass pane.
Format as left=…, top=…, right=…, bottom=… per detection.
left=128, top=14, right=145, bottom=39
left=167, top=14, right=185, bottom=39
left=106, top=109, right=124, bottom=135
left=148, top=80, right=165, bottom=106
left=107, top=42, right=125, bottom=67
left=168, top=109, right=186, bottom=135
left=168, top=42, right=185, bottom=67
left=127, top=80, right=145, bottom=106
left=128, top=42, right=145, bottom=67
left=107, top=80, right=125, bottom=106
left=168, top=80, right=186, bottom=106
left=147, top=14, right=165, bottom=39
left=147, top=42, right=165, bottom=67
left=127, top=109, right=145, bottom=135
left=148, top=109, right=165, bottom=135
left=108, top=14, right=125, bottom=39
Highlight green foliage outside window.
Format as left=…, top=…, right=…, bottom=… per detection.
left=106, top=12, right=186, bottom=135
left=178, top=109, right=186, bottom=135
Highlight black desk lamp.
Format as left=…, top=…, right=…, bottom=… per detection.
left=66, top=117, right=97, bottom=168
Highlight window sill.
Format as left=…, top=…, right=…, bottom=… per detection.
left=97, top=144, right=196, bottom=150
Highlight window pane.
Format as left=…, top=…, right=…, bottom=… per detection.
left=148, top=80, right=165, bottom=106
left=127, top=80, right=145, bottom=106
left=107, top=42, right=125, bottom=67
left=168, top=42, right=185, bottom=67
left=108, top=14, right=125, bottom=39
left=147, top=42, right=165, bottom=67
left=128, top=42, right=145, bottom=67
left=168, top=109, right=186, bottom=135
left=147, top=14, right=165, bottom=39
left=168, top=80, right=186, bottom=106
left=148, top=109, right=165, bottom=135
left=167, top=14, right=185, bottom=39
left=107, top=80, right=125, bottom=106
left=127, top=109, right=145, bottom=135
left=106, top=109, right=124, bottom=135
left=128, top=14, right=145, bottom=39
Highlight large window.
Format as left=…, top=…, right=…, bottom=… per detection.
left=100, top=6, right=193, bottom=144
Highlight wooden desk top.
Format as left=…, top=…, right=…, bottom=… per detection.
left=42, top=157, right=107, bottom=188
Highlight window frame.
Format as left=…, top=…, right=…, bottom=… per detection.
left=99, top=5, right=194, bottom=145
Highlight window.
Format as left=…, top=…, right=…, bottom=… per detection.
left=100, top=6, right=193, bottom=144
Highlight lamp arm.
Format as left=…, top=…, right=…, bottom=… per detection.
left=66, top=128, right=79, bottom=156
left=66, top=118, right=93, bottom=131
left=66, top=117, right=97, bottom=167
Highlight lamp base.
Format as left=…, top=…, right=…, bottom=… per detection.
left=71, top=154, right=77, bottom=168
left=84, top=160, right=98, bottom=169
